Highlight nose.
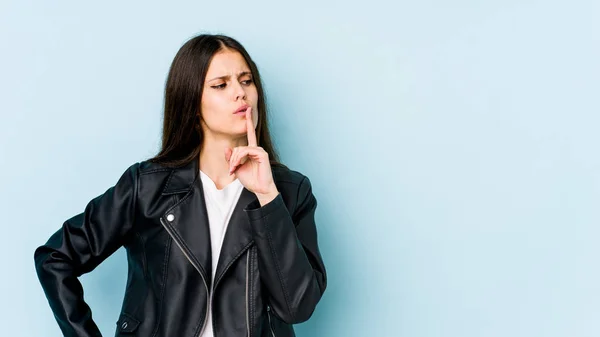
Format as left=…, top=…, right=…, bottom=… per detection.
left=233, top=81, right=247, bottom=101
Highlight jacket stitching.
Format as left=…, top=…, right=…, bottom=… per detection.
left=161, top=170, right=176, bottom=195
left=135, top=232, right=148, bottom=278
left=151, top=234, right=172, bottom=337
left=132, top=163, right=140, bottom=233
left=139, top=168, right=172, bottom=175
left=252, top=246, right=257, bottom=337
left=265, top=214, right=295, bottom=322
left=249, top=247, right=254, bottom=337
left=214, top=241, right=254, bottom=288
left=163, top=176, right=196, bottom=214
left=162, top=188, right=190, bottom=195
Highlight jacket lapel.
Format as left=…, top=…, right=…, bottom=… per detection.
left=160, top=161, right=213, bottom=289
left=213, top=187, right=257, bottom=288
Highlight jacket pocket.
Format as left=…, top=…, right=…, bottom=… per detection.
left=266, top=306, right=296, bottom=337
left=116, top=312, right=140, bottom=334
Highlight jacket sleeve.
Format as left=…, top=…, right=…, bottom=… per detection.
left=33, top=163, right=140, bottom=337
left=243, top=175, right=327, bottom=324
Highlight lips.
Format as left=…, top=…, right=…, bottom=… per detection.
left=234, top=105, right=249, bottom=114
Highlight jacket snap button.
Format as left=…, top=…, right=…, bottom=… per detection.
left=121, top=321, right=128, bottom=329
left=166, top=214, right=175, bottom=222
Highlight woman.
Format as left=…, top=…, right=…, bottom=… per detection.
left=34, top=34, right=327, bottom=337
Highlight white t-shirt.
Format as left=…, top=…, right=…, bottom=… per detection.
left=198, top=170, right=245, bottom=337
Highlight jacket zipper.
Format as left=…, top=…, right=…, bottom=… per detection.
left=160, top=217, right=210, bottom=337
left=245, top=251, right=250, bottom=337
left=266, top=305, right=276, bottom=337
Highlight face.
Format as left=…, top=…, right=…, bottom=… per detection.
left=200, top=49, right=259, bottom=139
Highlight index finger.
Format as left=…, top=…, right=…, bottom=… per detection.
left=246, top=107, right=257, bottom=147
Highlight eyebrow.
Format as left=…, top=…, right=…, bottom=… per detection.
left=207, top=71, right=252, bottom=82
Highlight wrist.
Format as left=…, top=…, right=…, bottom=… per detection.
left=255, top=189, right=279, bottom=206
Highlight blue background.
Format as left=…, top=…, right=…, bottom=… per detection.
left=1, top=0, right=598, bottom=336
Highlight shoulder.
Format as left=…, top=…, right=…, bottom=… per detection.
left=121, top=160, right=176, bottom=182
left=137, top=160, right=175, bottom=175
left=116, top=160, right=173, bottom=176
left=272, top=164, right=310, bottom=188
left=271, top=165, right=315, bottom=206
left=135, top=159, right=197, bottom=194
left=118, top=159, right=185, bottom=193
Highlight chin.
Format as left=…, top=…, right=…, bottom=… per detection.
left=230, top=125, right=248, bottom=136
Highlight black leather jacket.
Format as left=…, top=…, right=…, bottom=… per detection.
left=34, top=156, right=327, bottom=337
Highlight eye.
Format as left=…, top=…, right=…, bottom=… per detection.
left=211, top=83, right=226, bottom=89
left=242, top=79, right=254, bottom=86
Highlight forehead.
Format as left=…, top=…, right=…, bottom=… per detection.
left=206, top=50, right=250, bottom=76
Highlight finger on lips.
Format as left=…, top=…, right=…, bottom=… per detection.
left=228, top=108, right=258, bottom=175
left=246, top=107, right=257, bottom=147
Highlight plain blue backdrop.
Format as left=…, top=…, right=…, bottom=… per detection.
left=1, top=0, right=598, bottom=336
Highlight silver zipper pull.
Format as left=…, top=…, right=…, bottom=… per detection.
left=266, top=305, right=276, bottom=337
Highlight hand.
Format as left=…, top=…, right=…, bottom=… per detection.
left=225, top=107, right=279, bottom=205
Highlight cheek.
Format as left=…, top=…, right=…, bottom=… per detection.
left=201, top=91, right=220, bottom=111
left=201, top=94, right=226, bottom=122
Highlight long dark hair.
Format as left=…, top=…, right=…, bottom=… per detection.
left=147, top=34, right=285, bottom=169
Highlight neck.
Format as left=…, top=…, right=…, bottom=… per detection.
left=199, top=131, right=247, bottom=188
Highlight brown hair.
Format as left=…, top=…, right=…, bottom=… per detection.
left=147, top=34, right=285, bottom=169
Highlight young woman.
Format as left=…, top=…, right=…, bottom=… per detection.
left=34, top=34, right=327, bottom=337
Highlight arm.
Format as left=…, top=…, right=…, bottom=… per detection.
left=244, top=175, right=327, bottom=324
left=33, top=163, right=139, bottom=337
